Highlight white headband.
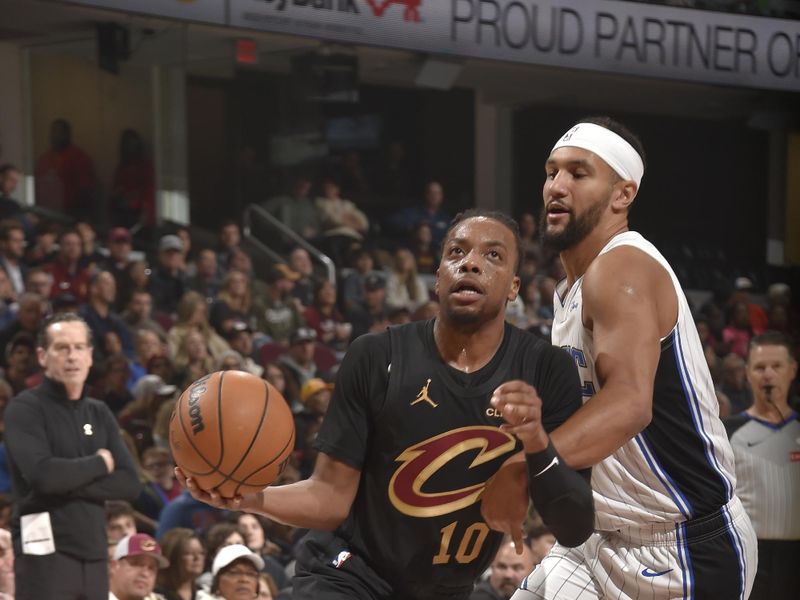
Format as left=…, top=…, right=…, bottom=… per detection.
left=551, top=123, right=644, bottom=187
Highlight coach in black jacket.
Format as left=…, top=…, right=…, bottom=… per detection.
left=5, top=313, right=141, bottom=600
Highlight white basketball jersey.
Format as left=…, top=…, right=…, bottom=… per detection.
left=552, top=231, right=737, bottom=530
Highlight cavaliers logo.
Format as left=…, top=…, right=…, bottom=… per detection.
left=389, top=427, right=515, bottom=518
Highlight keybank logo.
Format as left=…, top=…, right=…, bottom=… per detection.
left=257, top=0, right=423, bottom=22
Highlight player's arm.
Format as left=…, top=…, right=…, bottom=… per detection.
left=549, top=248, right=669, bottom=470
left=489, top=377, right=594, bottom=548
left=179, top=453, right=360, bottom=530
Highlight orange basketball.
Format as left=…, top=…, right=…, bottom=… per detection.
left=169, top=371, right=295, bottom=498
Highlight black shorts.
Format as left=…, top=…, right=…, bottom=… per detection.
left=291, top=531, right=473, bottom=600
left=15, top=552, right=107, bottom=600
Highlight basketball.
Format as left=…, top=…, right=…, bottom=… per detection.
left=169, top=370, right=296, bottom=498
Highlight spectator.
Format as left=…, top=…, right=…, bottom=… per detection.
left=0, top=293, right=43, bottom=368
left=469, top=537, right=536, bottom=600
left=315, top=177, right=368, bottom=264
left=24, top=220, right=59, bottom=268
left=287, top=247, right=315, bottom=309
left=385, top=247, right=429, bottom=312
left=340, top=246, right=375, bottom=313
left=75, top=220, right=105, bottom=268
left=210, top=270, right=255, bottom=338
left=236, top=514, right=289, bottom=587
left=262, top=363, right=287, bottom=399
left=174, top=226, right=194, bottom=275
left=46, top=228, right=91, bottom=303
left=0, top=378, right=11, bottom=441
left=303, top=279, right=351, bottom=355
left=294, top=378, right=333, bottom=478
left=5, top=313, right=140, bottom=599
left=0, top=221, right=26, bottom=298
left=81, top=270, right=135, bottom=361
left=388, top=180, right=450, bottom=247
left=106, top=500, right=138, bottom=546
left=99, top=353, right=133, bottom=415
left=34, top=118, right=97, bottom=218
left=527, top=527, right=556, bottom=565
left=261, top=174, right=320, bottom=241
left=101, top=228, right=135, bottom=306
left=0, top=269, right=17, bottom=330
left=155, top=528, right=206, bottom=600
left=0, top=164, right=23, bottom=220
left=24, top=267, right=53, bottom=309
left=731, top=276, right=768, bottom=335
left=119, top=375, right=177, bottom=454
left=110, top=129, right=156, bottom=229
left=278, top=327, right=324, bottom=400
left=223, top=321, right=263, bottom=378
left=253, top=265, right=305, bottom=344
left=173, top=328, right=216, bottom=391
left=227, top=249, right=268, bottom=298
left=410, top=221, right=437, bottom=275
left=149, top=235, right=187, bottom=317
left=257, top=573, right=278, bottom=600
left=124, top=290, right=168, bottom=340
left=130, top=329, right=167, bottom=388
left=1, top=332, right=36, bottom=395
left=186, top=249, right=221, bottom=304
left=208, top=545, right=262, bottom=600
left=346, top=272, right=389, bottom=339
left=168, top=291, right=230, bottom=364
left=217, top=221, right=242, bottom=277
left=723, top=300, right=754, bottom=359
left=147, top=354, right=177, bottom=387
left=109, top=533, right=170, bottom=600
left=720, top=352, right=754, bottom=414
left=215, top=350, right=245, bottom=372
left=134, top=446, right=181, bottom=526
left=518, top=211, right=543, bottom=262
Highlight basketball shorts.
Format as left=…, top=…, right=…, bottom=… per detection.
left=512, top=496, right=757, bottom=600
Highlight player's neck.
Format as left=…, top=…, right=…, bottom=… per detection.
left=747, top=397, right=792, bottom=424
left=561, top=223, right=629, bottom=287
left=433, top=316, right=505, bottom=374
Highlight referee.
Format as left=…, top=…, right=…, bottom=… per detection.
left=5, top=313, right=141, bottom=599
left=725, top=331, right=800, bottom=600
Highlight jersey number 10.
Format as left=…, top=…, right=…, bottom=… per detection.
left=432, top=521, right=490, bottom=565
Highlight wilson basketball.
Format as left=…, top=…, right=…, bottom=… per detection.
left=169, top=371, right=296, bottom=498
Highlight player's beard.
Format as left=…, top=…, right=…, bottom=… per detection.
left=540, top=195, right=610, bottom=252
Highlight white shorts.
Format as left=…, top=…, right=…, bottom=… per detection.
left=513, top=496, right=757, bottom=600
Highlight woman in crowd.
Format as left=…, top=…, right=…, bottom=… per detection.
left=210, top=270, right=255, bottom=337
left=237, top=513, right=289, bottom=589
left=168, top=291, right=230, bottom=362
left=173, top=327, right=216, bottom=390
left=208, top=545, right=263, bottom=600
left=157, top=528, right=207, bottom=600
left=385, top=246, right=428, bottom=312
left=302, top=279, right=351, bottom=354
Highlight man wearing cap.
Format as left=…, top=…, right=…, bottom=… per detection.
left=254, top=264, right=305, bottom=344
left=731, top=276, right=768, bottom=336
left=278, top=328, right=326, bottom=405
left=109, top=533, right=169, bottom=600
left=224, top=321, right=262, bottom=377
left=148, top=235, right=187, bottom=317
left=346, top=272, right=389, bottom=340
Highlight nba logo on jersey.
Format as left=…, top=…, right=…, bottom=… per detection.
left=331, top=550, right=352, bottom=569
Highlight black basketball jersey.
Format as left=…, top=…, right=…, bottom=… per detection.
left=312, top=319, right=582, bottom=599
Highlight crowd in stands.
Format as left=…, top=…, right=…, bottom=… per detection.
left=0, top=118, right=797, bottom=599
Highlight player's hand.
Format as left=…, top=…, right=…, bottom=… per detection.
left=96, top=448, right=115, bottom=474
left=175, top=467, right=250, bottom=511
left=481, top=452, right=529, bottom=554
left=491, top=381, right=549, bottom=454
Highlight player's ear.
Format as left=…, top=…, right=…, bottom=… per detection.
left=611, top=180, right=637, bottom=213
left=434, top=267, right=440, bottom=297
left=507, top=275, right=520, bottom=302
left=37, top=347, right=47, bottom=370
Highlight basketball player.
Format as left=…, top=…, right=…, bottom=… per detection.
left=180, top=210, right=594, bottom=599
left=488, top=117, right=758, bottom=599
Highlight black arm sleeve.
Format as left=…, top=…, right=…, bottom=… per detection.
left=526, top=441, right=594, bottom=547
